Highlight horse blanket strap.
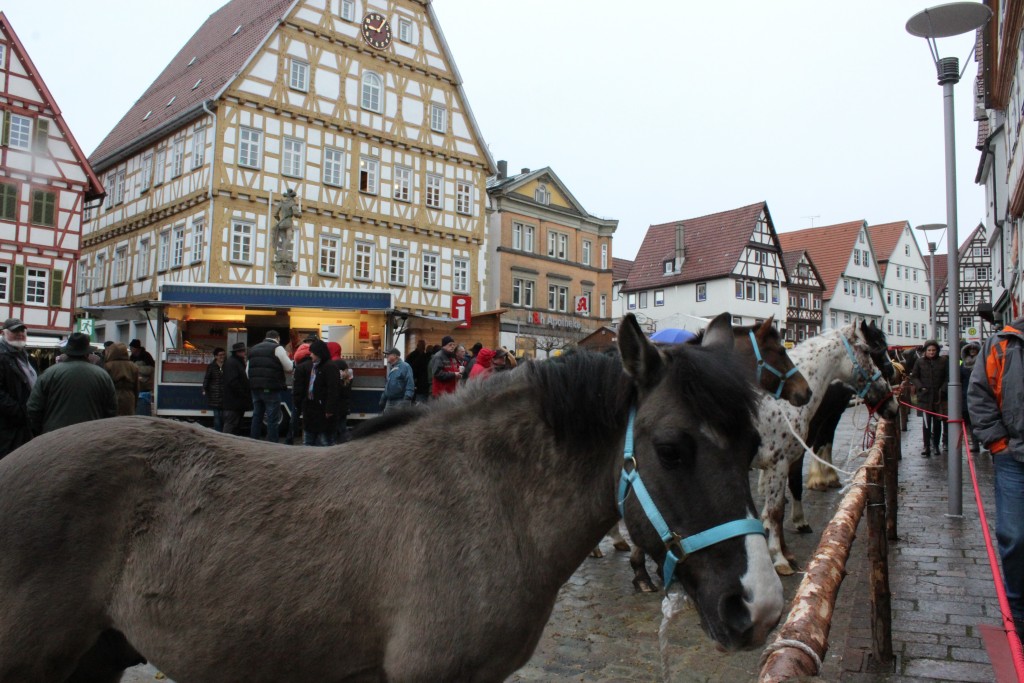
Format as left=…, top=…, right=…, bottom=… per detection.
left=841, top=335, right=881, bottom=398
left=618, top=409, right=767, bottom=591
left=749, top=330, right=800, bottom=399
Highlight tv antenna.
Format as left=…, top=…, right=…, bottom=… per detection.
left=802, top=215, right=820, bottom=227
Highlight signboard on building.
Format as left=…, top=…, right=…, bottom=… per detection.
left=75, top=317, right=95, bottom=340
left=451, top=295, right=472, bottom=328
left=575, top=295, right=590, bottom=316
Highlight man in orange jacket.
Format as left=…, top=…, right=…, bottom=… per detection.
left=968, top=316, right=1024, bottom=636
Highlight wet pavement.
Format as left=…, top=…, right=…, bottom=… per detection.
left=122, top=405, right=1003, bottom=682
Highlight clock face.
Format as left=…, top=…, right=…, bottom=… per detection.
left=361, top=12, right=392, bottom=50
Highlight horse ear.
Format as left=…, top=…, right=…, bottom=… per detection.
left=702, top=312, right=735, bottom=350
left=618, top=313, right=662, bottom=383
left=757, top=315, right=775, bottom=340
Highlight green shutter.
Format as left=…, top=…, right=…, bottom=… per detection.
left=0, top=183, right=15, bottom=220
left=33, top=119, right=49, bottom=152
left=1, top=111, right=9, bottom=147
left=49, top=268, right=63, bottom=307
left=11, top=264, right=24, bottom=303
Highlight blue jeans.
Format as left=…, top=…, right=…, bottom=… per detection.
left=212, top=408, right=224, bottom=432
left=303, top=431, right=334, bottom=447
left=279, top=390, right=296, bottom=441
left=250, top=390, right=282, bottom=442
left=994, top=453, right=1024, bottom=627
left=136, top=391, right=153, bottom=416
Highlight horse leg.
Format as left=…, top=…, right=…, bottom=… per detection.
left=66, top=629, right=146, bottom=683
left=761, top=465, right=795, bottom=576
left=807, top=442, right=841, bottom=490
left=786, top=455, right=812, bottom=534
left=608, top=521, right=631, bottom=552
left=630, top=547, right=658, bottom=593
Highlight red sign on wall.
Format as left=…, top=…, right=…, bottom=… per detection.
left=451, top=295, right=472, bottom=328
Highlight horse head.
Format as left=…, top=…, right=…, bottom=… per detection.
left=857, top=320, right=899, bottom=419
left=747, top=314, right=812, bottom=407
left=617, top=314, right=783, bottom=650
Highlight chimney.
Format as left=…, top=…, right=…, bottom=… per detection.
left=521, top=168, right=530, bottom=175
left=497, top=160, right=507, bottom=179
left=675, top=224, right=686, bottom=272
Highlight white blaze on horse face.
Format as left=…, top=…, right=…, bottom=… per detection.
left=699, top=423, right=728, bottom=450
left=740, top=523, right=785, bottom=639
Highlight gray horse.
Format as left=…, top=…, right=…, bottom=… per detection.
left=0, top=314, right=782, bottom=682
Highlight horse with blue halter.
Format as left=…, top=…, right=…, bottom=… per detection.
left=0, top=314, right=782, bottom=683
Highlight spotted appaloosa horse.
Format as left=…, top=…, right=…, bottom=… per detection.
left=0, top=314, right=782, bottom=683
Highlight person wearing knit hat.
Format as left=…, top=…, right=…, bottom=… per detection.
left=910, top=339, right=948, bottom=457
left=292, top=339, right=341, bottom=446
left=431, top=335, right=461, bottom=397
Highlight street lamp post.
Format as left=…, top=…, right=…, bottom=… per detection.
left=907, top=2, right=991, bottom=517
left=915, top=223, right=945, bottom=340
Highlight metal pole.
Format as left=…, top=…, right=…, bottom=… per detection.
left=938, top=56, right=962, bottom=516
left=929, top=247, right=935, bottom=338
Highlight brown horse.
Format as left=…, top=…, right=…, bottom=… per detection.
left=0, top=314, right=782, bottom=683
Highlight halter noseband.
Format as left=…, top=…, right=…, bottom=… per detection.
left=840, top=335, right=882, bottom=399
left=617, top=409, right=765, bottom=591
left=749, top=330, right=801, bottom=400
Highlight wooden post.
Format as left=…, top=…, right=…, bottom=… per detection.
left=866, top=464, right=894, bottom=668
left=883, top=420, right=898, bottom=542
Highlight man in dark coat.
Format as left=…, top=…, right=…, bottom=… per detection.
left=0, top=318, right=37, bottom=457
left=247, top=330, right=293, bottom=442
left=293, top=339, right=341, bottom=446
left=405, top=338, right=431, bottom=404
left=910, top=339, right=948, bottom=457
left=221, top=342, right=252, bottom=435
left=27, top=332, right=116, bottom=434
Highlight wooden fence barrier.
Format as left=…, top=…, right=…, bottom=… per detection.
left=758, top=419, right=898, bottom=682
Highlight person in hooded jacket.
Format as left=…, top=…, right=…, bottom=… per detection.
left=910, top=339, right=948, bottom=457
left=104, top=342, right=140, bottom=417
left=327, top=341, right=352, bottom=443
left=468, top=347, right=495, bottom=381
left=293, top=339, right=341, bottom=446
left=960, top=342, right=981, bottom=452
left=221, top=342, right=252, bottom=435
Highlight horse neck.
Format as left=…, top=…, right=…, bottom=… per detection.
left=788, top=330, right=856, bottom=403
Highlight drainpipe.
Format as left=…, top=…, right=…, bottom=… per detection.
left=201, top=100, right=217, bottom=283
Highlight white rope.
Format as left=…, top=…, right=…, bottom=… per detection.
left=781, top=412, right=858, bottom=479
left=658, top=590, right=688, bottom=683
left=758, top=637, right=823, bottom=673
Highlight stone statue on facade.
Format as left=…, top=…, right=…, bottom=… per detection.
left=273, top=188, right=299, bottom=257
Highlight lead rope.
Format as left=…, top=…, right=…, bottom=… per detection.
left=659, top=589, right=687, bottom=683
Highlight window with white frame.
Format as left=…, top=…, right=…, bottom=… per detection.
left=26, top=267, right=47, bottom=304
left=582, top=240, right=592, bottom=266
left=425, top=173, right=442, bottom=208
left=154, top=146, right=166, bottom=184
left=230, top=220, right=253, bottom=263
left=158, top=229, right=171, bottom=271
left=361, top=72, right=383, bottom=113
left=853, top=250, right=861, bottom=266
left=7, top=114, right=31, bottom=149
left=627, top=293, right=637, bottom=310
left=398, top=18, right=413, bottom=43
left=735, top=280, right=744, bottom=299
left=113, top=246, right=127, bottom=284
left=354, top=241, right=373, bottom=281
left=238, top=127, right=262, bottom=169
left=772, top=284, right=780, bottom=304
left=652, top=289, right=664, bottom=306
left=190, top=218, right=204, bottom=263
left=964, top=266, right=976, bottom=280
left=887, top=319, right=893, bottom=334
left=600, top=294, right=607, bottom=317
left=0, top=263, right=7, bottom=301
left=422, top=252, right=439, bottom=289
left=171, top=135, right=185, bottom=178
left=324, top=147, right=345, bottom=187
left=961, top=290, right=976, bottom=306
left=513, top=222, right=535, bottom=252
left=171, top=225, right=185, bottom=268
left=977, top=266, right=991, bottom=281
left=512, top=278, right=534, bottom=307
left=191, top=127, right=206, bottom=169
left=831, top=311, right=837, bottom=327
left=318, top=235, right=339, bottom=276
left=548, top=284, right=568, bottom=312
left=389, top=246, right=407, bottom=285
left=759, top=283, right=768, bottom=303
left=534, top=183, right=550, bottom=205
left=359, top=157, right=379, bottom=194
left=601, top=244, right=608, bottom=269
left=697, top=283, right=707, bottom=301
left=283, top=137, right=304, bottom=178
left=113, top=169, right=125, bottom=205
left=429, top=103, right=447, bottom=133
left=91, top=256, right=104, bottom=290
left=289, top=59, right=309, bottom=92
left=136, top=238, right=150, bottom=279
left=340, top=0, right=355, bottom=21
left=393, top=166, right=412, bottom=202
left=453, top=257, right=469, bottom=293
left=141, top=152, right=153, bottom=191
left=455, top=181, right=472, bottom=214
left=547, top=231, right=568, bottom=260
left=0, top=45, right=5, bottom=70
left=638, top=291, right=648, bottom=308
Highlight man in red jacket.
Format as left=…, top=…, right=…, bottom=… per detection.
left=430, top=335, right=461, bottom=397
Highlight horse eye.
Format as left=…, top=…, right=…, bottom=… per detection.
left=654, top=434, right=696, bottom=470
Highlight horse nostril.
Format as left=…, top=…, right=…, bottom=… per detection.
left=719, top=592, right=754, bottom=648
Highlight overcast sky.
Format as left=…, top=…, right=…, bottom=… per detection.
left=4, top=1, right=989, bottom=260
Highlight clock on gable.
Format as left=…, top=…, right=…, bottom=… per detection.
left=361, top=12, right=392, bottom=50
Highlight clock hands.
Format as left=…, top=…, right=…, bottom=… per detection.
left=366, top=18, right=386, bottom=32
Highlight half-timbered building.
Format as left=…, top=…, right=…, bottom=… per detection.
left=780, top=249, right=824, bottom=344
left=778, top=220, right=886, bottom=331
left=935, top=223, right=994, bottom=344
left=867, top=220, right=932, bottom=346
left=618, top=202, right=790, bottom=333
left=485, top=162, right=616, bottom=358
left=0, top=13, right=103, bottom=342
left=78, top=0, right=494, bottom=348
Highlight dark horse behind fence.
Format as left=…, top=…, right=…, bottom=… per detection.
left=0, top=314, right=783, bottom=683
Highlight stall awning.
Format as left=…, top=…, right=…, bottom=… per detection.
left=159, top=283, right=392, bottom=310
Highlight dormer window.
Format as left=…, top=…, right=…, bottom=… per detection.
left=664, top=260, right=675, bottom=275
left=534, top=183, right=550, bottom=205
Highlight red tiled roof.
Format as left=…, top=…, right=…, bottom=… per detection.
left=780, top=249, right=825, bottom=291
left=777, top=220, right=866, bottom=301
left=89, top=0, right=293, bottom=167
left=623, top=202, right=770, bottom=292
left=866, top=221, right=908, bottom=264
left=612, top=257, right=633, bottom=282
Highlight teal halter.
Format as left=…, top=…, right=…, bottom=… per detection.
left=749, top=330, right=801, bottom=399
left=617, top=409, right=766, bottom=591
left=840, top=335, right=881, bottom=399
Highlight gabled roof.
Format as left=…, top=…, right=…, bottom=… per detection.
left=612, top=257, right=633, bottom=282
left=866, top=221, right=909, bottom=264
left=487, top=166, right=594, bottom=218
left=90, top=0, right=294, bottom=168
left=622, top=202, right=772, bottom=292
left=936, top=223, right=987, bottom=291
left=0, top=12, right=104, bottom=200
left=780, top=249, right=825, bottom=291
left=778, top=220, right=867, bottom=300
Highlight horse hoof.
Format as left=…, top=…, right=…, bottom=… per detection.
left=827, top=479, right=842, bottom=489
left=633, top=578, right=658, bottom=593
left=613, top=540, right=631, bottom=552
left=590, top=547, right=603, bottom=558
left=774, top=563, right=795, bottom=576
left=805, top=481, right=827, bottom=491
left=796, top=524, right=813, bottom=534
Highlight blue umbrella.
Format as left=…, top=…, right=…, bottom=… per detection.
left=650, top=328, right=696, bottom=344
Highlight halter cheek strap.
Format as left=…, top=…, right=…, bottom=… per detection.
left=618, top=409, right=766, bottom=591
left=840, top=335, right=882, bottom=398
left=749, top=330, right=801, bottom=400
